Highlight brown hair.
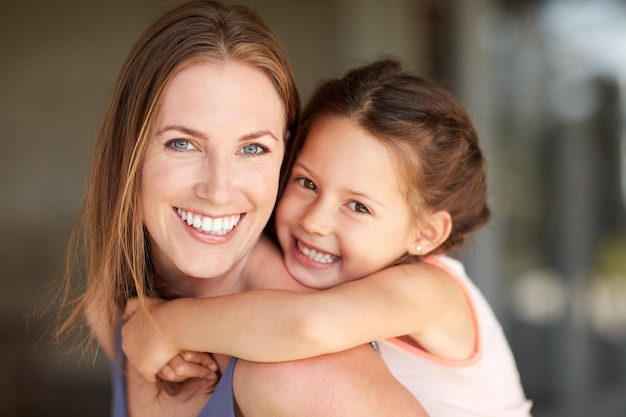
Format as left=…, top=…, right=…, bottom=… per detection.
left=284, top=59, right=489, bottom=262
left=57, top=0, right=300, bottom=352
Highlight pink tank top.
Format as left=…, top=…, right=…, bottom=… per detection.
left=378, top=255, right=533, bottom=417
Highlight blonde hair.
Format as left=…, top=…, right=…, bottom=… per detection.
left=57, top=0, right=300, bottom=352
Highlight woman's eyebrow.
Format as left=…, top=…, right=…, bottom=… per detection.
left=156, top=124, right=279, bottom=142
left=241, top=130, right=280, bottom=142
left=156, top=124, right=207, bottom=140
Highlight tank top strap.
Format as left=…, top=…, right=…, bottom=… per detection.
left=111, top=325, right=128, bottom=417
left=111, top=324, right=237, bottom=417
left=197, top=357, right=238, bottom=417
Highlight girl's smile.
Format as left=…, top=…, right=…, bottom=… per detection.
left=293, top=237, right=340, bottom=266
left=275, top=114, right=420, bottom=290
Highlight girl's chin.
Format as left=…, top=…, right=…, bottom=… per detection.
left=288, top=266, right=336, bottom=291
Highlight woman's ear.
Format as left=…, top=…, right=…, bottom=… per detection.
left=409, top=210, right=452, bottom=256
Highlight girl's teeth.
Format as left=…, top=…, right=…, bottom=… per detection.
left=297, top=241, right=336, bottom=264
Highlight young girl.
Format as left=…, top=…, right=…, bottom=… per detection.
left=123, top=59, right=532, bottom=416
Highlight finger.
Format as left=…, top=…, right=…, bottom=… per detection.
left=157, top=364, right=187, bottom=383
left=181, top=351, right=218, bottom=371
left=159, top=362, right=217, bottom=382
left=163, top=355, right=218, bottom=381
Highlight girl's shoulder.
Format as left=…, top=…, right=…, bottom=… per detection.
left=422, top=255, right=467, bottom=280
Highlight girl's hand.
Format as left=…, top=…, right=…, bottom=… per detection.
left=122, top=297, right=182, bottom=382
left=157, top=350, right=219, bottom=383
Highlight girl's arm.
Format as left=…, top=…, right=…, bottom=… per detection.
left=123, top=251, right=473, bottom=380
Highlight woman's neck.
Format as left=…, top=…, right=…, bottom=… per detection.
left=153, top=247, right=257, bottom=299
left=163, top=269, right=243, bottom=299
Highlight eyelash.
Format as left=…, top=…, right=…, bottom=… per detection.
left=164, top=140, right=269, bottom=155
left=348, top=201, right=371, bottom=214
left=296, top=177, right=317, bottom=191
left=240, top=143, right=269, bottom=155
left=166, top=139, right=195, bottom=151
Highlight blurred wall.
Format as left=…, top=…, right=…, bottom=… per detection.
left=0, top=2, right=157, bottom=415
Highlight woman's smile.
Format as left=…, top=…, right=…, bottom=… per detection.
left=141, top=61, right=285, bottom=283
left=177, top=208, right=241, bottom=235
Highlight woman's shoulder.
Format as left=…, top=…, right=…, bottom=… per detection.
left=242, top=236, right=309, bottom=292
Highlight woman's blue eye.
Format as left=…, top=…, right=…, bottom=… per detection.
left=241, top=144, right=266, bottom=154
left=168, top=139, right=195, bottom=150
left=297, top=177, right=317, bottom=191
left=348, top=201, right=370, bottom=214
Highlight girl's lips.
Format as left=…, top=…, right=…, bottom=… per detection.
left=293, top=238, right=339, bottom=265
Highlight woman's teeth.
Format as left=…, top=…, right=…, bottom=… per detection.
left=177, top=209, right=240, bottom=235
left=296, top=240, right=337, bottom=264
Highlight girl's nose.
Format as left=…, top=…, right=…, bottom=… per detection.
left=299, top=199, right=333, bottom=236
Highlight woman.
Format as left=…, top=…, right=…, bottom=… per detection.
left=56, top=1, right=426, bottom=416
left=124, top=59, right=531, bottom=417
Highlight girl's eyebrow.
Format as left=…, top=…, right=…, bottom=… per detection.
left=293, top=160, right=387, bottom=209
left=292, top=159, right=309, bottom=171
left=157, top=124, right=280, bottom=142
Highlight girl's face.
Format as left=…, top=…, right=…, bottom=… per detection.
left=141, top=61, right=285, bottom=295
left=275, top=115, right=418, bottom=290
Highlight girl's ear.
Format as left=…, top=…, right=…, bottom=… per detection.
left=409, top=210, right=452, bottom=256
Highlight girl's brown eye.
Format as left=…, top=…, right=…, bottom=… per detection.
left=348, top=201, right=370, bottom=214
left=297, top=177, right=317, bottom=191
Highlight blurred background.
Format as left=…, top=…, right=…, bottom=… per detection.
left=1, top=0, right=625, bottom=415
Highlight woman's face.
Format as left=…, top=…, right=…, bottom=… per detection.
left=141, top=61, right=286, bottom=292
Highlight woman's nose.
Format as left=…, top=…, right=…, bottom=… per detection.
left=194, top=157, right=234, bottom=205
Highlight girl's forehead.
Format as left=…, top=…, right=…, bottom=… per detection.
left=300, top=115, right=408, bottom=195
